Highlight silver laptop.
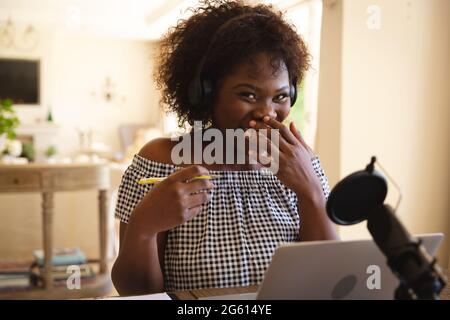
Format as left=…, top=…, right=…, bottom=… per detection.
left=202, top=233, right=444, bottom=300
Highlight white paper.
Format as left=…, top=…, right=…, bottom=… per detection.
left=98, top=292, right=172, bottom=300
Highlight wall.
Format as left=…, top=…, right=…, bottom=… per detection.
left=0, top=27, right=161, bottom=260
left=316, top=0, right=343, bottom=188
left=317, top=0, right=450, bottom=266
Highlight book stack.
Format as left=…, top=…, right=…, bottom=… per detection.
left=0, top=261, right=34, bottom=292
left=33, top=248, right=96, bottom=287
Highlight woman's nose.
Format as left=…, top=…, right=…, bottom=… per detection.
left=252, top=102, right=277, bottom=120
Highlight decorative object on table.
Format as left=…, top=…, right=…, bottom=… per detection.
left=76, top=126, right=112, bottom=161
left=46, top=105, right=53, bottom=122
left=5, top=139, right=22, bottom=157
left=0, top=98, right=20, bottom=141
left=21, top=141, right=36, bottom=162
left=44, top=145, right=58, bottom=163
left=0, top=99, right=24, bottom=163
left=0, top=135, right=5, bottom=155
left=77, top=127, right=93, bottom=153
left=44, top=145, right=57, bottom=158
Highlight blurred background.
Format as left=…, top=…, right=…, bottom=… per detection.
left=0, top=0, right=448, bottom=298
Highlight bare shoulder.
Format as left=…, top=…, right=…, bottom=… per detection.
left=137, top=137, right=177, bottom=165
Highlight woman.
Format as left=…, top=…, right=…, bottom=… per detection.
left=112, top=0, right=338, bottom=296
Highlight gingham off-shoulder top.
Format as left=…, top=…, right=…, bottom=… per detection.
left=115, top=154, right=330, bottom=291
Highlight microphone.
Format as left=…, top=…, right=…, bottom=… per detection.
left=326, top=156, right=387, bottom=225
left=326, top=156, right=447, bottom=299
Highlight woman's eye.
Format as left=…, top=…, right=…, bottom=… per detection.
left=239, top=92, right=256, bottom=100
left=274, top=94, right=288, bottom=103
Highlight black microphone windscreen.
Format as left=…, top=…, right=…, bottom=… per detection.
left=326, top=170, right=388, bottom=225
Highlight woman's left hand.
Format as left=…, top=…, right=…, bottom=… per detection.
left=247, top=116, right=324, bottom=202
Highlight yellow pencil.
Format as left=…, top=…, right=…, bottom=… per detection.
left=138, top=175, right=218, bottom=185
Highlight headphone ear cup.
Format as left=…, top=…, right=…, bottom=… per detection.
left=290, top=84, right=297, bottom=107
left=188, top=76, right=213, bottom=107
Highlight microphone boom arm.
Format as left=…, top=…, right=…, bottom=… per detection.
left=367, top=204, right=447, bottom=299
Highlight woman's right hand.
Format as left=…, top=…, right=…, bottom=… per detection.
left=128, top=165, right=215, bottom=237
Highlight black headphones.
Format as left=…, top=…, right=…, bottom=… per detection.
left=187, top=13, right=298, bottom=108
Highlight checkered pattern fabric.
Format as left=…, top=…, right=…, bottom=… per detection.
left=115, top=154, right=330, bottom=291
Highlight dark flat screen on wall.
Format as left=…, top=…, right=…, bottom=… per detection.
left=0, top=58, right=40, bottom=104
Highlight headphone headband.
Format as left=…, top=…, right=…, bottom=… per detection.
left=196, top=13, right=270, bottom=74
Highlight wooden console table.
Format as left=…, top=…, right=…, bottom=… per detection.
left=0, top=162, right=112, bottom=299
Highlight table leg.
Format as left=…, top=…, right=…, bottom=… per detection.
left=99, top=189, right=109, bottom=274
left=42, top=191, right=54, bottom=289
